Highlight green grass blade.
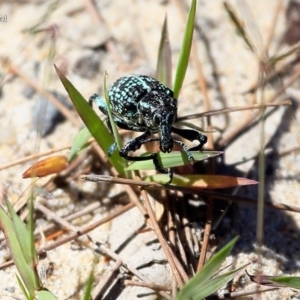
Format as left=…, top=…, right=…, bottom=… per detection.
left=68, top=127, right=92, bottom=162
left=28, top=195, right=41, bottom=289
left=35, top=289, right=57, bottom=300
left=0, top=204, right=38, bottom=295
left=173, top=0, right=196, bottom=98
left=83, top=270, right=94, bottom=300
left=103, top=73, right=124, bottom=162
left=55, top=65, right=125, bottom=176
left=156, top=15, right=172, bottom=88
left=6, top=200, right=32, bottom=265
left=126, top=151, right=221, bottom=170
left=16, top=274, right=30, bottom=300
left=177, top=236, right=239, bottom=300
left=269, top=276, right=300, bottom=289
left=186, top=264, right=246, bottom=300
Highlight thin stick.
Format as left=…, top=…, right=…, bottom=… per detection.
left=7, top=61, right=81, bottom=128
left=177, top=100, right=291, bottom=121
left=219, top=65, right=300, bottom=147
left=92, top=260, right=122, bottom=299
left=124, top=279, right=171, bottom=291
left=197, top=199, right=212, bottom=271
left=93, top=242, right=172, bottom=300
left=134, top=172, right=185, bottom=288
left=34, top=202, right=101, bottom=237
left=0, top=145, right=70, bottom=171
left=218, top=286, right=278, bottom=299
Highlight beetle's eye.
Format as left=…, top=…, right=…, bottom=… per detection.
left=166, top=113, right=175, bottom=124
left=124, top=102, right=136, bottom=111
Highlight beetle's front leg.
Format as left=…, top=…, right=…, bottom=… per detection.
left=89, top=94, right=108, bottom=116
left=172, top=126, right=207, bottom=151
left=120, top=133, right=173, bottom=183
left=119, top=130, right=153, bottom=161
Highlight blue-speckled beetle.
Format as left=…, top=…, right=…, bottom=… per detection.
left=89, top=74, right=207, bottom=183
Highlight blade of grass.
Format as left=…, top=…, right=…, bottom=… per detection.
left=68, top=127, right=92, bottom=162
left=269, top=276, right=300, bottom=289
left=6, top=200, right=33, bottom=266
left=173, top=0, right=196, bottom=98
left=103, top=73, right=124, bottom=161
left=156, top=15, right=172, bottom=88
left=103, top=73, right=130, bottom=177
left=55, top=65, right=124, bottom=176
left=28, top=195, right=41, bottom=289
left=0, top=203, right=39, bottom=295
left=185, top=263, right=247, bottom=300
left=16, top=274, right=30, bottom=300
left=35, top=289, right=57, bottom=300
left=223, top=2, right=254, bottom=53
left=177, top=236, right=239, bottom=300
left=83, top=270, right=94, bottom=300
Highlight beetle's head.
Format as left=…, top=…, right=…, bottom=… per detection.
left=138, top=91, right=177, bottom=153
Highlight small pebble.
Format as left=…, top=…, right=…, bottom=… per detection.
left=22, top=85, right=36, bottom=99
left=73, top=52, right=100, bottom=79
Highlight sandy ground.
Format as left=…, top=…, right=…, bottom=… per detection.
left=0, top=0, right=300, bottom=299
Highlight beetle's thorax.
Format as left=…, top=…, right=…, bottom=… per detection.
left=137, top=91, right=177, bottom=127
left=137, top=90, right=177, bottom=152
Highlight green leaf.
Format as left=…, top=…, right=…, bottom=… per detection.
left=68, top=127, right=92, bottom=162
left=55, top=65, right=125, bottom=176
left=0, top=203, right=39, bottom=295
left=269, top=276, right=300, bottom=289
left=173, top=0, right=196, bottom=98
left=187, top=263, right=246, bottom=300
left=177, top=236, right=239, bottom=300
left=126, top=151, right=221, bottom=170
left=103, top=73, right=125, bottom=165
left=28, top=195, right=41, bottom=289
left=35, top=289, right=57, bottom=300
left=6, top=199, right=32, bottom=265
left=156, top=15, right=172, bottom=88
left=83, top=270, right=94, bottom=300
left=16, top=274, right=30, bottom=300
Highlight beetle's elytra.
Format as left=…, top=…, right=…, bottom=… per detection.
left=89, top=74, right=207, bottom=183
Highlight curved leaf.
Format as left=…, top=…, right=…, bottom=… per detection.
left=55, top=65, right=124, bottom=176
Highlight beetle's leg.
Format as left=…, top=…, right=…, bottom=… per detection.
left=172, top=126, right=207, bottom=151
left=119, top=131, right=153, bottom=161
left=120, top=134, right=173, bottom=183
left=173, top=139, right=194, bottom=162
left=152, top=152, right=173, bottom=184
left=89, top=94, right=108, bottom=116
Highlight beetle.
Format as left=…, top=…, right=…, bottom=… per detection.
left=89, top=74, right=207, bottom=183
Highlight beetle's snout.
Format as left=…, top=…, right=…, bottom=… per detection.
left=160, top=136, right=173, bottom=153
left=159, top=122, right=173, bottom=153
